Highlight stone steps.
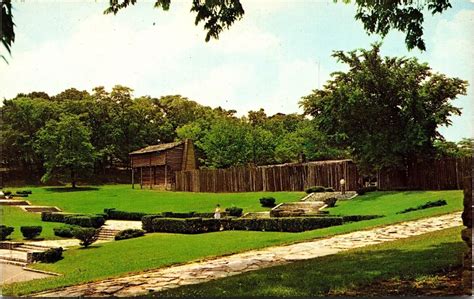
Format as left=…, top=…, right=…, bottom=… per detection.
left=0, top=258, right=28, bottom=267
left=96, top=228, right=120, bottom=241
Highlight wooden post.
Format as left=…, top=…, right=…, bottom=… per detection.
left=165, top=165, right=168, bottom=190
left=149, top=156, right=152, bottom=189
left=140, top=167, right=143, bottom=189
left=131, top=158, right=134, bottom=189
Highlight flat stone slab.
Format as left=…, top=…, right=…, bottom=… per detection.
left=301, top=191, right=357, bottom=202
left=20, top=206, right=61, bottom=213
left=33, top=212, right=462, bottom=297
left=1, top=264, right=53, bottom=284
left=102, top=220, right=143, bottom=231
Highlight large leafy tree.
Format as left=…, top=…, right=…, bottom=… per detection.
left=300, top=43, right=467, bottom=173
left=35, top=114, right=96, bottom=188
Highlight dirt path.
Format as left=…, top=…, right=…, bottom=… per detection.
left=33, top=212, right=462, bottom=297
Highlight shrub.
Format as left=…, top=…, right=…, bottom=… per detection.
left=104, top=208, right=148, bottom=221
left=225, top=206, right=243, bottom=217
left=66, top=215, right=105, bottom=228
left=20, top=226, right=42, bottom=239
left=323, top=197, right=337, bottom=208
left=37, top=247, right=63, bottom=263
left=0, top=225, right=14, bottom=240
left=142, top=214, right=164, bottom=232
left=42, top=212, right=77, bottom=223
left=115, top=229, right=145, bottom=241
left=53, top=225, right=78, bottom=238
left=16, top=190, right=32, bottom=195
left=305, top=186, right=326, bottom=193
left=3, top=190, right=12, bottom=196
left=397, top=199, right=447, bottom=214
left=324, top=187, right=335, bottom=192
left=259, top=197, right=276, bottom=207
left=356, top=186, right=377, bottom=195
left=146, top=217, right=343, bottom=234
left=73, top=227, right=99, bottom=247
left=162, top=211, right=196, bottom=218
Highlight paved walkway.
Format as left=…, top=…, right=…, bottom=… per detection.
left=34, top=212, right=462, bottom=297
left=1, top=264, right=52, bottom=285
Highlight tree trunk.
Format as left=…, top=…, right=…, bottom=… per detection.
left=71, top=168, right=76, bottom=188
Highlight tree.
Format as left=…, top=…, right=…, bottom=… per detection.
left=300, top=43, right=467, bottom=173
left=1, top=0, right=454, bottom=60
left=35, top=114, right=96, bottom=188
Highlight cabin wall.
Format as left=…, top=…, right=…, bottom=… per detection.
left=131, top=152, right=165, bottom=167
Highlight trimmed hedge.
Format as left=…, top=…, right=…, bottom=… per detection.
left=142, top=214, right=164, bottom=232
left=397, top=199, right=447, bottom=214
left=259, top=197, right=276, bottom=207
left=14, top=194, right=29, bottom=198
left=3, top=190, right=12, bottom=196
left=324, top=187, right=335, bottom=192
left=356, top=186, right=377, bottom=195
left=104, top=208, right=147, bottom=221
left=323, top=197, right=337, bottom=208
left=21, top=226, right=42, bottom=239
left=37, top=247, right=63, bottom=263
left=225, top=206, right=243, bottom=217
left=16, top=190, right=32, bottom=195
left=115, top=229, right=146, bottom=241
left=41, top=212, right=105, bottom=228
left=53, top=225, right=78, bottom=238
left=305, top=186, right=326, bottom=193
left=0, top=225, right=14, bottom=240
left=146, top=217, right=343, bottom=234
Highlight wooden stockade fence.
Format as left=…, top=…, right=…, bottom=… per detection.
left=175, top=157, right=472, bottom=192
left=175, top=160, right=359, bottom=192
left=378, top=157, right=472, bottom=190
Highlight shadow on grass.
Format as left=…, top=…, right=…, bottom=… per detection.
left=44, top=187, right=99, bottom=193
left=155, top=241, right=464, bottom=297
left=78, top=245, right=101, bottom=250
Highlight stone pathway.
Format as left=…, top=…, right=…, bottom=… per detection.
left=33, top=212, right=462, bottom=297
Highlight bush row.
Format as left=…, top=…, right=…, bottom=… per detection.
left=115, top=229, right=146, bottom=241
left=103, top=209, right=232, bottom=221
left=145, top=216, right=344, bottom=234
left=42, top=212, right=105, bottom=228
left=53, top=225, right=79, bottom=238
left=0, top=225, right=14, bottom=240
left=33, top=247, right=63, bottom=263
left=356, top=186, right=377, bottom=195
left=20, top=226, right=42, bottom=239
left=397, top=199, right=447, bottom=214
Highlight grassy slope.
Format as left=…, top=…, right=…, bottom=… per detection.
left=2, top=190, right=463, bottom=296
left=157, top=226, right=465, bottom=297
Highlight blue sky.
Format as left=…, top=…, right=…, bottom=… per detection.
left=1, top=0, right=472, bottom=141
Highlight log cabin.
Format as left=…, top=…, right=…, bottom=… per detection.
left=129, top=139, right=197, bottom=189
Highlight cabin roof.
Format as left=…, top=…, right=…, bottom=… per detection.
left=129, top=141, right=183, bottom=155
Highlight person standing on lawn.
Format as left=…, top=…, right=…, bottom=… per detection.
left=214, top=204, right=221, bottom=219
left=340, top=178, right=346, bottom=195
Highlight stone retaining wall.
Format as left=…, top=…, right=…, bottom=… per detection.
left=462, top=176, right=472, bottom=295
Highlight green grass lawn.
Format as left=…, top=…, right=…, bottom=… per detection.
left=1, top=188, right=463, bottom=296
left=0, top=206, right=64, bottom=240
left=4, top=185, right=304, bottom=214
left=156, top=226, right=465, bottom=297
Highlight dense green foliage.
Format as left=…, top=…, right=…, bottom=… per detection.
left=0, top=225, right=14, bottom=240
left=157, top=227, right=463, bottom=297
left=73, top=227, right=99, bottom=247
left=2, top=189, right=462, bottom=295
left=305, top=186, right=327, bottom=193
left=1, top=87, right=343, bottom=183
left=114, top=229, right=145, bottom=241
left=103, top=208, right=148, bottom=221
left=225, top=206, right=243, bottom=217
left=301, top=43, right=468, bottom=173
left=20, top=226, right=42, bottom=239
left=34, top=247, right=63, bottom=263
left=259, top=197, right=276, bottom=207
left=42, top=212, right=105, bottom=228
left=146, top=216, right=344, bottom=234
left=53, top=226, right=78, bottom=238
